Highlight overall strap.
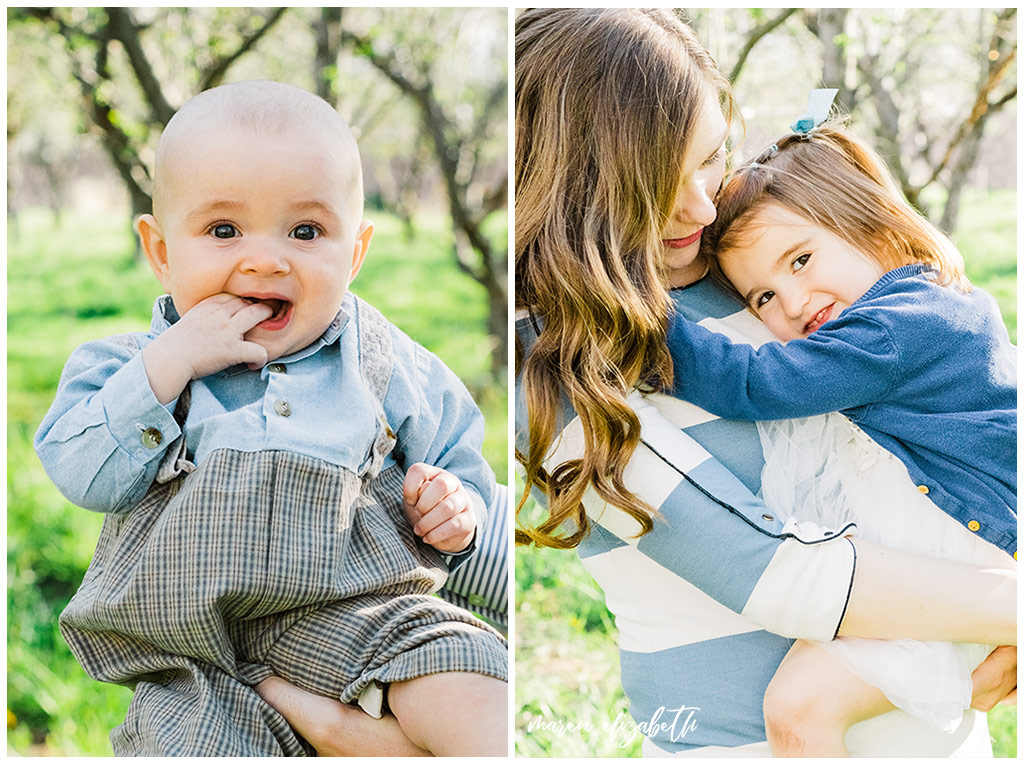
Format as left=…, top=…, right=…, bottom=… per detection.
left=351, top=294, right=398, bottom=480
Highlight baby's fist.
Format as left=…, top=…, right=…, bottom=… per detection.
left=402, top=463, right=476, bottom=554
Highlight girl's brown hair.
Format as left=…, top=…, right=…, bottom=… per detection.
left=705, top=123, right=968, bottom=303
left=516, top=8, right=732, bottom=548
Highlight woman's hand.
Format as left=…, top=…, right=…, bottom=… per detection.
left=970, top=645, right=1017, bottom=711
left=254, top=676, right=429, bottom=756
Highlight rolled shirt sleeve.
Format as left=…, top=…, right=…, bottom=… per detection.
left=34, top=334, right=181, bottom=513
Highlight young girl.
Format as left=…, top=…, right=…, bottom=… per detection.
left=665, top=121, right=1016, bottom=756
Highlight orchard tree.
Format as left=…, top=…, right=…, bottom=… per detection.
left=11, top=7, right=287, bottom=220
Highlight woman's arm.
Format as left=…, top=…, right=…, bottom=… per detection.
left=840, top=539, right=1016, bottom=645
left=970, top=646, right=1017, bottom=710
left=255, top=677, right=429, bottom=757
left=518, top=311, right=1015, bottom=647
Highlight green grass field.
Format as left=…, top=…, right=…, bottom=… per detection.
left=6, top=207, right=507, bottom=756
left=515, top=189, right=1018, bottom=757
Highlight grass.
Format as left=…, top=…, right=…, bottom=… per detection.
left=515, top=188, right=1018, bottom=757
left=6, top=206, right=507, bottom=756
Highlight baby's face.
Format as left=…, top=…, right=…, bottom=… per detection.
left=147, top=122, right=368, bottom=362
left=718, top=203, right=883, bottom=341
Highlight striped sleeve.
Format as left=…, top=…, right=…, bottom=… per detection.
left=545, top=391, right=856, bottom=641
left=438, top=483, right=508, bottom=631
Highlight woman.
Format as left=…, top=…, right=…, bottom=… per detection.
left=515, top=8, right=1014, bottom=757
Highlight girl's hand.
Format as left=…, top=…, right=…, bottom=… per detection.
left=402, top=463, right=476, bottom=553
left=970, top=645, right=1017, bottom=711
left=142, top=294, right=272, bottom=404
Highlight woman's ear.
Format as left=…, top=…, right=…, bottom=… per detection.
left=136, top=214, right=171, bottom=292
left=349, top=220, right=374, bottom=284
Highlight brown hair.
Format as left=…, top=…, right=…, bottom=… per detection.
left=516, top=8, right=732, bottom=548
left=704, top=122, right=968, bottom=303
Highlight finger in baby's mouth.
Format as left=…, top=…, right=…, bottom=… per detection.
left=241, top=296, right=291, bottom=319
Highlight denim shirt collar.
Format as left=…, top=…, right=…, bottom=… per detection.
left=150, top=294, right=350, bottom=374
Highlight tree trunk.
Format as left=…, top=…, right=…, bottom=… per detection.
left=315, top=7, right=343, bottom=102
left=817, top=9, right=854, bottom=108
left=486, top=279, right=508, bottom=379
left=939, top=121, right=985, bottom=235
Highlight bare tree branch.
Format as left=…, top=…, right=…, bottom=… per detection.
left=104, top=7, right=176, bottom=124
left=198, top=7, right=288, bottom=91
left=728, top=9, right=798, bottom=83
left=70, top=50, right=153, bottom=219
left=991, top=86, right=1017, bottom=109
left=926, top=45, right=1016, bottom=188
left=338, top=23, right=508, bottom=375
left=339, top=28, right=491, bottom=257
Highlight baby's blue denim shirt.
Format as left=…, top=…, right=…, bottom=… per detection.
left=35, top=293, right=494, bottom=538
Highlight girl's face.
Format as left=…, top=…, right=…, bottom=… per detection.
left=661, top=90, right=728, bottom=288
left=718, top=203, right=884, bottom=341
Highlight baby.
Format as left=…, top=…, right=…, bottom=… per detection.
left=35, top=80, right=507, bottom=756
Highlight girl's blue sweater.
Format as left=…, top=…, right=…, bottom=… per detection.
left=667, top=265, right=1017, bottom=555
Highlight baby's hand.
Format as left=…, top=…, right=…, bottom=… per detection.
left=402, top=463, right=476, bottom=554
left=142, top=293, right=273, bottom=404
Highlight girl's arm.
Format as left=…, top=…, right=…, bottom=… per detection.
left=840, top=539, right=1016, bottom=645
left=665, top=308, right=895, bottom=420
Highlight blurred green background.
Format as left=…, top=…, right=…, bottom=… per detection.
left=7, top=7, right=508, bottom=756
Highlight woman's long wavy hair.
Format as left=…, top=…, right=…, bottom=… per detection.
left=516, top=8, right=732, bottom=548
left=705, top=122, right=969, bottom=301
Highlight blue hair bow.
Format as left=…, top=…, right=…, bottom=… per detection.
left=790, top=88, right=838, bottom=133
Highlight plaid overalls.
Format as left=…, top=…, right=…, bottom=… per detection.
left=59, top=297, right=507, bottom=756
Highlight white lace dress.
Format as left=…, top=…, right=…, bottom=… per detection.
left=758, top=412, right=1009, bottom=732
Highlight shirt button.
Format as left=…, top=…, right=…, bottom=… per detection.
left=967, top=520, right=981, bottom=532
left=1014, top=551, right=1018, bottom=561
left=141, top=428, right=163, bottom=448
left=917, top=485, right=929, bottom=494
left=268, top=363, right=287, bottom=373
left=761, top=513, right=774, bottom=522
left=274, top=399, right=292, bottom=417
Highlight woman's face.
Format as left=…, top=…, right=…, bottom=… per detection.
left=661, top=91, right=729, bottom=288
